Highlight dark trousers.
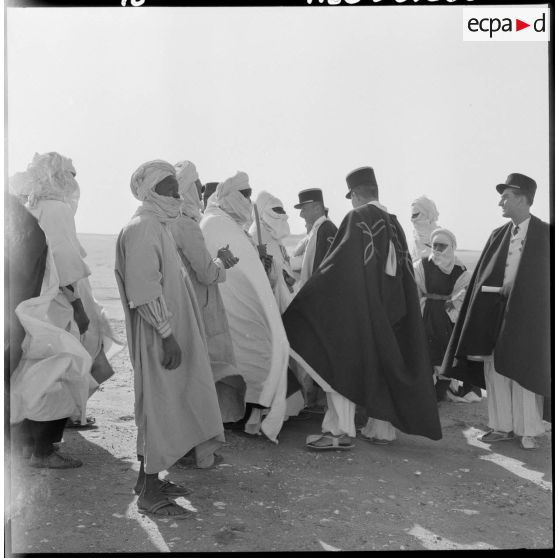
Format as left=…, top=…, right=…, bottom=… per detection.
left=12, top=418, right=68, bottom=457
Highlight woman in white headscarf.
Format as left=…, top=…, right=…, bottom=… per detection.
left=249, top=191, right=296, bottom=314
left=413, top=227, right=479, bottom=402
left=168, top=160, right=246, bottom=424
left=200, top=172, right=292, bottom=441
left=9, top=152, right=123, bottom=437
left=410, top=196, right=439, bottom=263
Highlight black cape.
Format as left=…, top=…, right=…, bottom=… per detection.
left=313, top=219, right=338, bottom=273
left=283, top=204, right=442, bottom=440
left=4, top=194, right=48, bottom=376
left=441, top=215, right=551, bottom=401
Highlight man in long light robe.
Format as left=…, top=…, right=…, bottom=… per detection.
left=200, top=172, right=292, bottom=441
left=115, top=160, right=224, bottom=519
left=169, top=160, right=245, bottom=424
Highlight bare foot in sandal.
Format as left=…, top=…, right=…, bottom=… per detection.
left=137, top=495, right=192, bottom=520
left=137, top=474, right=192, bottom=519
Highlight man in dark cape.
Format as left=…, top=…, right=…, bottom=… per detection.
left=442, top=173, right=550, bottom=450
left=283, top=166, right=441, bottom=449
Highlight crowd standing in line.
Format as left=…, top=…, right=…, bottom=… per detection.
left=6, top=153, right=550, bottom=519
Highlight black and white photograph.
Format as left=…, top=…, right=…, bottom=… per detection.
left=4, top=0, right=552, bottom=553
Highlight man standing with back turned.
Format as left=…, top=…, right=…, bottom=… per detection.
left=283, top=166, right=441, bottom=449
left=442, top=173, right=550, bottom=450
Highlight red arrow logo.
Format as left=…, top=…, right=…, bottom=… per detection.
left=516, top=19, right=530, bottom=31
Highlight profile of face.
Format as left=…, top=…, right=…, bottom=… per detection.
left=154, top=175, right=180, bottom=198
left=299, top=201, right=322, bottom=227
left=498, top=188, right=527, bottom=220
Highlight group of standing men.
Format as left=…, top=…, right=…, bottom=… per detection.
left=6, top=153, right=551, bottom=520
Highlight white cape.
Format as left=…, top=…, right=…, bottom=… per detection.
left=10, top=248, right=92, bottom=424
left=200, top=207, right=290, bottom=442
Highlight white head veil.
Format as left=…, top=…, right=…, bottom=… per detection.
left=429, top=227, right=458, bottom=274
left=249, top=191, right=290, bottom=240
left=175, top=160, right=203, bottom=222
left=9, top=152, right=80, bottom=214
left=207, top=171, right=253, bottom=227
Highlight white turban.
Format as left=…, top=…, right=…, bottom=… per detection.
left=175, top=160, right=203, bottom=221
left=9, top=152, right=80, bottom=214
left=410, top=195, right=439, bottom=262
left=411, top=196, right=439, bottom=224
left=250, top=190, right=290, bottom=240
left=214, top=171, right=250, bottom=200
left=208, top=171, right=253, bottom=227
left=130, top=160, right=176, bottom=201
left=429, top=227, right=458, bottom=274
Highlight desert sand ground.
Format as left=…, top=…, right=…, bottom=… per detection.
left=5, top=234, right=553, bottom=553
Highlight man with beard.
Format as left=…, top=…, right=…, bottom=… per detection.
left=283, top=166, right=442, bottom=450
left=442, top=173, right=550, bottom=450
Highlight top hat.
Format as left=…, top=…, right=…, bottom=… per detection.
left=496, top=173, right=537, bottom=198
left=345, top=166, right=378, bottom=199
left=294, top=188, right=324, bottom=209
left=203, top=181, right=219, bottom=201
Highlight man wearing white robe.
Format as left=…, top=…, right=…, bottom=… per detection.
left=115, top=160, right=224, bottom=519
left=249, top=191, right=296, bottom=314
left=169, top=160, right=245, bottom=424
left=200, top=172, right=292, bottom=441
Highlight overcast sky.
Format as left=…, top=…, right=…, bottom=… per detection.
left=6, top=5, right=550, bottom=249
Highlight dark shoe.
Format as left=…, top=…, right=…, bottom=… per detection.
left=480, top=430, right=513, bottom=443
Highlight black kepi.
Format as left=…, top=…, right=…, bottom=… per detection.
left=294, top=188, right=324, bottom=209
left=345, top=166, right=378, bottom=199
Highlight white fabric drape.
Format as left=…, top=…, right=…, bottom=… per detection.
left=200, top=206, right=290, bottom=442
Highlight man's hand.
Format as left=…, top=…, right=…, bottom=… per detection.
left=217, top=244, right=239, bottom=269
left=71, top=299, right=90, bottom=335
left=261, top=254, right=273, bottom=274
left=283, top=269, right=296, bottom=292
left=161, top=334, right=182, bottom=370
left=499, top=282, right=513, bottom=298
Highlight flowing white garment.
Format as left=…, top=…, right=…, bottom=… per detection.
left=10, top=248, right=92, bottom=423
left=200, top=206, right=290, bottom=442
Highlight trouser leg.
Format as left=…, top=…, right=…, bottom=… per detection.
left=360, top=418, right=397, bottom=441
left=511, top=381, right=545, bottom=437
left=322, top=392, right=356, bottom=437
left=484, top=357, right=513, bottom=433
